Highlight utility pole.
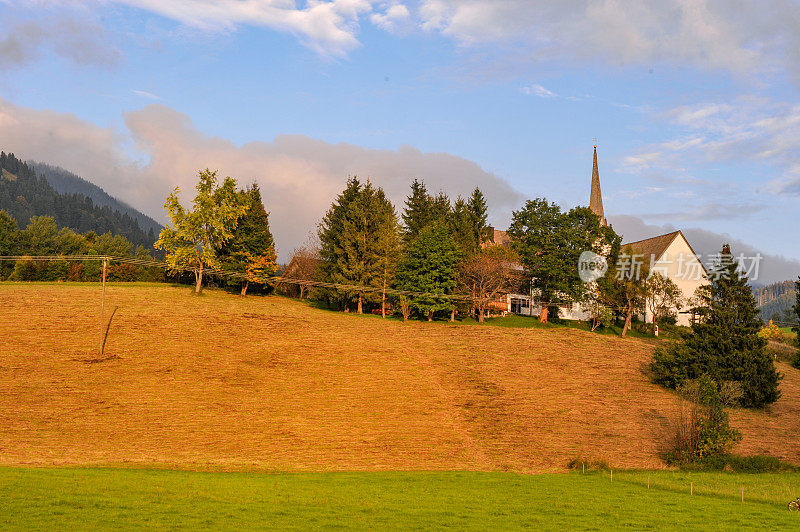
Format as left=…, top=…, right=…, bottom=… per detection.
left=99, top=257, right=107, bottom=355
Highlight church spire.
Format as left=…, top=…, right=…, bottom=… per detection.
left=590, top=143, right=606, bottom=226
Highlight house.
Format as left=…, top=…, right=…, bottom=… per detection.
left=622, top=230, right=707, bottom=326
left=493, top=143, right=707, bottom=325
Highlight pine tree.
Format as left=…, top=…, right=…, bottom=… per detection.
left=467, top=187, right=489, bottom=250
left=651, top=244, right=781, bottom=407
left=402, top=179, right=434, bottom=243
left=793, top=277, right=800, bottom=368
left=448, top=197, right=474, bottom=257
left=217, top=184, right=277, bottom=295
left=394, top=223, right=460, bottom=321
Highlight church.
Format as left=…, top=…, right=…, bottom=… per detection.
left=493, top=145, right=707, bottom=326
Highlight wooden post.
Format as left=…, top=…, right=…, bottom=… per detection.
left=741, top=487, right=744, bottom=503
left=99, top=257, right=107, bottom=355
left=648, top=475, right=650, bottom=489
left=610, top=469, right=612, bottom=482
left=690, top=482, right=693, bottom=495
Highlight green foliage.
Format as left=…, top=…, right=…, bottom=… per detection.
left=318, top=178, right=401, bottom=311
left=793, top=277, right=800, bottom=368
left=509, top=199, right=620, bottom=322
left=216, top=183, right=277, bottom=294
left=402, top=179, right=435, bottom=243
left=394, top=223, right=461, bottom=320
left=0, top=152, right=156, bottom=248
left=652, top=245, right=781, bottom=408
left=645, top=272, right=684, bottom=328
left=666, top=375, right=741, bottom=465
left=693, top=454, right=792, bottom=473
left=155, top=169, right=248, bottom=293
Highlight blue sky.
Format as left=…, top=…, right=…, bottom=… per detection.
left=1, top=1, right=799, bottom=280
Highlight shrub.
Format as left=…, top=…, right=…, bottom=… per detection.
left=567, top=457, right=609, bottom=472
left=666, top=375, right=741, bottom=465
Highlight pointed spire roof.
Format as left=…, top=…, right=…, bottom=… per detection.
left=590, top=144, right=606, bottom=226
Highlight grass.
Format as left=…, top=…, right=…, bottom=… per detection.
left=1, top=467, right=799, bottom=530
left=1, top=283, right=799, bottom=473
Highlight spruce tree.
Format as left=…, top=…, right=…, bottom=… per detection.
left=394, top=223, right=461, bottom=321
left=467, top=187, right=489, bottom=249
left=793, top=277, right=800, bottom=368
left=651, top=244, right=781, bottom=407
left=449, top=197, right=474, bottom=257
left=402, top=179, right=434, bottom=243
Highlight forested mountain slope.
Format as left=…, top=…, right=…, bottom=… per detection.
left=28, top=161, right=162, bottom=237
left=0, top=152, right=157, bottom=248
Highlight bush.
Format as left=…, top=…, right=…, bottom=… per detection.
left=689, top=454, right=792, bottom=473
left=666, top=375, right=741, bottom=465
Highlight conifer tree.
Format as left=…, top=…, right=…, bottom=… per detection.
left=217, top=184, right=277, bottom=295
left=402, top=179, right=434, bottom=243
left=793, top=277, right=800, bottom=368
left=394, top=223, right=460, bottom=321
left=467, top=187, right=489, bottom=249
left=448, top=197, right=474, bottom=257
left=651, top=244, right=781, bottom=407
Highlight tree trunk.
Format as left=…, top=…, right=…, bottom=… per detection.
left=478, top=304, right=485, bottom=323
left=428, top=312, right=433, bottom=322
left=194, top=266, right=203, bottom=293
left=622, top=308, right=632, bottom=338
left=450, top=309, right=455, bottom=322
left=241, top=280, right=248, bottom=296
left=539, top=305, right=549, bottom=324
left=300, top=285, right=305, bottom=299
left=357, top=295, right=363, bottom=314
left=381, top=278, right=387, bottom=318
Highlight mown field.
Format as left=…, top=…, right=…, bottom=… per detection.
left=1, top=467, right=799, bottom=530
left=1, top=283, right=799, bottom=472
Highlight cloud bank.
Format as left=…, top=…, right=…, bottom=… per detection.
left=0, top=98, right=522, bottom=260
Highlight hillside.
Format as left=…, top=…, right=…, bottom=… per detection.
left=0, top=152, right=156, bottom=248
left=28, top=161, right=162, bottom=237
left=1, top=284, right=798, bottom=472
left=755, top=280, right=797, bottom=324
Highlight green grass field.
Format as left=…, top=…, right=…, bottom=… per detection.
left=1, top=468, right=799, bottom=530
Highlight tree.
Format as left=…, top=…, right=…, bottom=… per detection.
left=155, top=169, right=247, bottom=293
left=598, top=248, right=650, bottom=338
left=467, top=187, right=489, bottom=248
left=646, top=272, right=684, bottom=330
left=793, top=277, right=800, bottom=369
left=449, top=197, right=474, bottom=257
left=459, top=246, right=521, bottom=323
left=318, top=178, right=400, bottom=313
left=394, top=223, right=461, bottom=321
left=651, top=245, right=781, bottom=408
left=508, top=199, right=619, bottom=323
left=402, top=179, right=434, bottom=243
left=0, top=210, right=19, bottom=279
left=280, top=235, right=321, bottom=300
left=216, top=184, right=277, bottom=296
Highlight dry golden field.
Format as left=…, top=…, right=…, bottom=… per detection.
left=1, top=283, right=798, bottom=472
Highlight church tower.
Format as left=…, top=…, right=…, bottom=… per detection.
left=590, top=142, right=606, bottom=226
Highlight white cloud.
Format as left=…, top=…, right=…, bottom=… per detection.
left=416, top=0, right=800, bottom=80
left=131, top=89, right=162, bottom=101
left=0, top=15, right=121, bottom=69
left=0, top=98, right=522, bottom=260
left=370, top=2, right=411, bottom=32
left=521, top=83, right=556, bottom=98
left=111, top=0, right=374, bottom=56
left=623, top=96, right=800, bottom=195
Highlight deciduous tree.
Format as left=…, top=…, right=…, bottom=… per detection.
left=459, top=246, right=521, bottom=323
left=155, top=169, right=247, bottom=293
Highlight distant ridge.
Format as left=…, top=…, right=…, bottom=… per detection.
left=754, top=280, right=797, bottom=324
left=0, top=152, right=159, bottom=248
left=28, top=161, right=162, bottom=237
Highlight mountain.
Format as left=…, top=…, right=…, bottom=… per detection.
left=0, top=152, right=158, bottom=248
left=754, top=280, right=798, bottom=324
left=28, top=161, right=162, bottom=237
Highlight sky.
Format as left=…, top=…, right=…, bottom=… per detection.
left=1, top=0, right=799, bottom=283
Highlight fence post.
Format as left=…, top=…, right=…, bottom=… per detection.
left=690, top=482, right=693, bottom=496
left=99, top=257, right=107, bottom=355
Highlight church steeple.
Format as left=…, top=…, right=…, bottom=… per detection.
left=590, top=142, right=606, bottom=226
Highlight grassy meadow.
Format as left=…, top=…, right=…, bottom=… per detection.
left=2, top=468, right=800, bottom=530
